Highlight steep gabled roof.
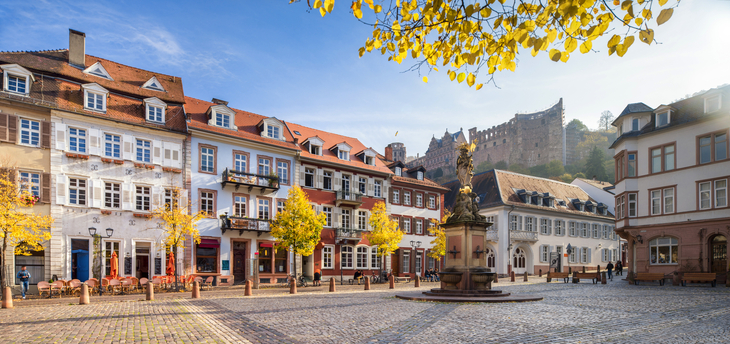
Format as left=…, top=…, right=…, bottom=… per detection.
left=612, top=102, right=653, bottom=125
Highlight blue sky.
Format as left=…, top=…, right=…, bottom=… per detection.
left=1, top=0, right=728, bottom=158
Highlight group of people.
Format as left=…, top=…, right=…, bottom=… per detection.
left=605, top=260, right=623, bottom=280
left=423, top=268, right=440, bottom=282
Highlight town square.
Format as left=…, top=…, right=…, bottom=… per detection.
left=0, top=0, right=729, bottom=343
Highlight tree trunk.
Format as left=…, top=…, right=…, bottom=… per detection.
left=292, top=251, right=297, bottom=286
left=1, top=237, right=7, bottom=288
left=173, top=243, right=179, bottom=291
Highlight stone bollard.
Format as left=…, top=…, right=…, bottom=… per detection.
left=569, top=267, right=572, bottom=274
left=510, top=271, right=515, bottom=282
left=673, top=272, right=680, bottom=286
left=539, top=269, right=542, bottom=277
left=572, top=272, right=579, bottom=283
left=245, top=279, right=252, bottom=296
left=597, top=271, right=602, bottom=283
left=415, top=276, right=420, bottom=288
left=329, top=277, right=336, bottom=292
left=389, top=275, right=395, bottom=289
left=2, top=287, right=13, bottom=309
left=289, top=277, right=297, bottom=294
left=192, top=281, right=201, bottom=299
left=601, top=272, right=607, bottom=285
left=146, top=282, right=154, bottom=301
left=79, top=283, right=90, bottom=305
left=494, top=273, right=499, bottom=283
left=582, top=266, right=586, bottom=273
left=364, top=276, right=370, bottom=290
left=523, top=271, right=528, bottom=282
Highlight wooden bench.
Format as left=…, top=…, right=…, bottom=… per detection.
left=394, top=276, right=411, bottom=283
left=573, top=272, right=599, bottom=284
left=546, top=272, right=570, bottom=283
left=682, top=273, right=716, bottom=287
left=634, top=273, right=665, bottom=286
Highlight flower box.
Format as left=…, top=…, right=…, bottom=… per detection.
left=65, top=153, right=77, bottom=158
left=101, top=158, right=114, bottom=163
left=19, top=194, right=39, bottom=207
left=113, top=160, right=124, bottom=165
left=145, top=164, right=155, bottom=170
left=134, top=163, right=145, bottom=168
left=66, top=152, right=89, bottom=160
left=162, top=167, right=182, bottom=173
left=101, top=210, right=112, bottom=215
left=133, top=213, right=153, bottom=219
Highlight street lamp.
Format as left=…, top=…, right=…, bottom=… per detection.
left=410, top=240, right=421, bottom=280
left=89, top=227, right=114, bottom=295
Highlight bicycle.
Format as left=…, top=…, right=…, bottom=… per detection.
left=285, top=273, right=307, bottom=288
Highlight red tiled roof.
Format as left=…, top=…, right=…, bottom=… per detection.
left=285, top=121, right=393, bottom=175
left=0, top=50, right=184, bottom=103
left=185, top=97, right=299, bottom=150
left=391, top=175, right=449, bottom=192
left=575, top=178, right=614, bottom=190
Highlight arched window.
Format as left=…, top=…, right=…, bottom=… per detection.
left=356, top=246, right=369, bottom=269
left=486, top=247, right=495, bottom=268
left=649, top=237, right=678, bottom=264
left=513, top=248, right=526, bottom=268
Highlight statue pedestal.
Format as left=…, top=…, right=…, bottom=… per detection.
left=441, top=221, right=492, bottom=291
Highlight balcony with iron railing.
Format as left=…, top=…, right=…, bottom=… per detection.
left=221, top=168, right=279, bottom=194
left=220, top=215, right=271, bottom=236
left=510, top=230, right=538, bottom=242
left=335, top=190, right=364, bottom=207
left=335, top=228, right=364, bottom=244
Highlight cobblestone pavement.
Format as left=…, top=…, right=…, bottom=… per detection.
left=1, top=278, right=729, bottom=343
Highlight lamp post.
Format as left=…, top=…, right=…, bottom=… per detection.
left=410, top=240, right=421, bottom=280
left=89, top=227, right=114, bottom=296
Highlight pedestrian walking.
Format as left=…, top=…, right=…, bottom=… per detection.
left=313, top=269, right=321, bottom=286
left=17, top=266, right=31, bottom=299
left=606, top=261, right=614, bottom=281
left=615, top=260, right=623, bottom=276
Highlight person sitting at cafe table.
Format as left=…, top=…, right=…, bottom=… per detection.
left=353, top=270, right=363, bottom=285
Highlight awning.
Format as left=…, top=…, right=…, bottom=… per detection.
left=198, top=238, right=220, bottom=248
left=259, top=242, right=273, bottom=248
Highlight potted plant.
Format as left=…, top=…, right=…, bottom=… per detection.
left=19, top=194, right=39, bottom=207
left=267, top=173, right=279, bottom=187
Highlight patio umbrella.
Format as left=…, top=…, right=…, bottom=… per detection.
left=109, top=251, right=118, bottom=279
left=166, top=251, right=175, bottom=276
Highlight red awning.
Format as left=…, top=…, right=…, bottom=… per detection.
left=198, top=238, right=220, bottom=248
left=259, top=243, right=273, bottom=248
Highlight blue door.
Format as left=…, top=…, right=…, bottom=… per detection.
left=72, top=249, right=89, bottom=282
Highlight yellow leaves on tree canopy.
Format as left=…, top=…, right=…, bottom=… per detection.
left=302, top=0, right=680, bottom=88
left=152, top=187, right=205, bottom=252
left=270, top=186, right=326, bottom=258
left=0, top=169, right=53, bottom=286
left=427, top=210, right=450, bottom=259
left=366, top=201, right=402, bottom=258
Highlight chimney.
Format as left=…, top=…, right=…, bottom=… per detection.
left=68, top=29, right=86, bottom=67
left=211, top=98, right=229, bottom=106
left=384, top=145, right=393, bottom=161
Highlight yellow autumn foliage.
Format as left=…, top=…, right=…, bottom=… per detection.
left=270, top=186, right=326, bottom=259
left=427, top=209, right=450, bottom=259
left=366, top=201, right=402, bottom=259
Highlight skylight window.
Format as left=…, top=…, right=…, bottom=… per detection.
left=294, top=131, right=301, bottom=136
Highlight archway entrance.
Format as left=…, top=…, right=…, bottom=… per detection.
left=512, top=247, right=526, bottom=274
left=710, top=235, right=727, bottom=273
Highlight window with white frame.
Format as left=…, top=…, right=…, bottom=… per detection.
left=417, top=171, right=424, bottom=180
left=200, top=191, right=215, bottom=216
left=164, top=189, right=177, bottom=209
left=277, top=161, right=288, bottom=184
left=485, top=216, right=494, bottom=230
left=581, top=247, right=588, bottom=263
left=68, top=128, right=87, bottom=153
left=359, top=177, right=366, bottom=194
left=612, top=248, right=618, bottom=262
left=404, top=191, right=411, bottom=205
left=592, top=224, right=600, bottom=238
left=258, top=199, right=270, bottom=219
left=603, top=225, right=610, bottom=239
left=6, top=74, right=27, bottom=93
left=323, top=207, right=332, bottom=227
left=358, top=211, right=367, bottom=230
left=402, top=250, right=410, bottom=273
left=568, top=221, right=576, bottom=237
left=356, top=246, right=369, bottom=269
left=700, top=182, right=711, bottom=209
left=323, top=171, right=332, bottom=190
left=304, top=168, right=315, bottom=188
left=650, top=237, right=678, bottom=264
left=716, top=180, right=727, bottom=207
left=104, top=182, right=120, bottom=209
left=650, top=189, right=661, bottom=215
left=234, top=153, right=247, bottom=174
left=19, top=118, right=40, bottom=146
left=18, top=171, right=40, bottom=198
left=146, top=104, right=164, bottom=123
left=656, top=111, right=670, bottom=127
left=393, top=190, right=400, bottom=204
left=557, top=220, right=565, bottom=236
left=628, top=153, right=637, bottom=177
left=136, top=139, right=152, bottom=163
left=416, top=219, right=423, bottom=234
left=403, top=218, right=411, bottom=233
left=371, top=247, right=380, bottom=269
left=86, top=91, right=105, bottom=111
left=581, top=223, right=588, bottom=237
left=68, top=178, right=86, bottom=205
left=135, top=185, right=151, bottom=211
left=525, top=217, right=534, bottom=231
left=540, top=219, right=549, bottom=235
left=395, top=167, right=402, bottom=176
left=341, top=209, right=351, bottom=228
left=569, top=247, right=577, bottom=263
left=603, top=248, right=610, bottom=262
left=214, top=111, right=231, bottom=128
left=338, top=150, right=349, bottom=161
left=416, top=193, right=423, bottom=207
left=258, top=158, right=270, bottom=176
left=365, top=156, right=374, bottom=165
left=540, top=245, right=549, bottom=263
left=628, top=193, right=637, bottom=217
left=510, top=215, right=519, bottom=231
left=631, top=118, right=640, bottom=131
left=429, top=195, right=436, bottom=208
left=266, top=125, right=280, bottom=139
left=416, top=251, right=422, bottom=275
left=705, top=95, right=721, bottom=113
left=234, top=195, right=246, bottom=217
left=664, top=188, right=674, bottom=214
left=104, top=134, right=121, bottom=158
left=309, top=144, right=320, bottom=155
left=322, top=246, right=333, bottom=269
left=276, top=200, right=284, bottom=215
left=373, top=180, right=382, bottom=197
left=341, top=246, right=353, bottom=268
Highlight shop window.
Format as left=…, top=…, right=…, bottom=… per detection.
left=650, top=237, right=678, bottom=265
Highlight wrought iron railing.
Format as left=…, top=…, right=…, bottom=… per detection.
left=510, top=230, right=538, bottom=241
left=336, top=190, right=363, bottom=203
left=220, top=216, right=271, bottom=233
left=336, top=228, right=364, bottom=240
left=221, top=168, right=279, bottom=189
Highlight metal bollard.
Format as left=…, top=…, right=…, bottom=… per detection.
left=146, top=282, right=154, bottom=301
left=192, top=281, right=201, bottom=299
left=329, top=277, right=336, bottom=292
left=245, top=279, right=253, bottom=296
left=523, top=271, right=528, bottom=282
left=510, top=271, right=515, bottom=282
left=539, top=269, right=542, bottom=277
left=414, top=276, right=420, bottom=288
left=601, top=271, right=607, bottom=285
left=364, top=276, right=370, bottom=290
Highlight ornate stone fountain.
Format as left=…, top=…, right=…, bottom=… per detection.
left=396, top=142, right=542, bottom=303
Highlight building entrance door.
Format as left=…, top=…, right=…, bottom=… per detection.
left=233, top=242, right=247, bottom=283
left=512, top=248, right=526, bottom=274
left=710, top=235, right=727, bottom=273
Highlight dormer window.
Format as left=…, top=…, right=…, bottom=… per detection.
left=207, top=104, right=237, bottom=130
left=144, top=97, right=167, bottom=123
left=338, top=150, right=349, bottom=161
left=656, top=111, right=670, bottom=127
left=395, top=167, right=402, bottom=176
left=705, top=94, right=721, bottom=114
left=266, top=125, right=280, bottom=139
left=259, top=118, right=284, bottom=140
left=365, top=156, right=374, bottom=165
left=417, top=171, right=424, bottom=180
left=215, top=111, right=230, bottom=127
left=310, top=145, right=321, bottom=155
left=82, top=83, right=109, bottom=112
left=83, top=62, right=113, bottom=81
left=525, top=195, right=532, bottom=204
left=142, top=76, right=166, bottom=92
left=331, top=142, right=352, bottom=161
left=2, top=64, right=34, bottom=95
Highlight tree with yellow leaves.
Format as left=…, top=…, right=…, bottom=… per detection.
left=299, top=0, right=679, bottom=88
left=270, top=186, right=327, bottom=283
left=366, top=201, right=402, bottom=278
left=427, top=210, right=450, bottom=261
left=0, top=169, right=53, bottom=288
left=152, top=187, right=206, bottom=290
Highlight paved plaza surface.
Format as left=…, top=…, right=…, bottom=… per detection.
left=1, top=278, right=729, bottom=343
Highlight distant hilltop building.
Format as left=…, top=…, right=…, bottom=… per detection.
left=385, top=142, right=406, bottom=163
left=405, top=129, right=467, bottom=172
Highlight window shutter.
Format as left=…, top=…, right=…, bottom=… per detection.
left=518, top=215, right=523, bottom=231
left=122, top=183, right=133, bottom=211
left=41, top=172, right=51, bottom=204
left=56, top=174, right=67, bottom=205
left=88, top=129, right=101, bottom=156
left=389, top=187, right=394, bottom=204
left=334, top=173, right=341, bottom=191
left=152, top=140, right=162, bottom=165
left=55, top=122, right=67, bottom=150
left=0, top=113, right=8, bottom=142
left=6, top=114, right=17, bottom=143
left=588, top=248, right=592, bottom=263
left=152, top=186, right=162, bottom=208
left=548, top=219, right=552, bottom=235
left=317, top=171, right=323, bottom=189
left=300, top=169, right=306, bottom=185
left=162, top=142, right=172, bottom=167
left=122, top=135, right=134, bottom=160
left=493, top=215, right=498, bottom=230
left=333, top=208, right=340, bottom=228
left=180, top=191, right=189, bottom=212
left=41, top=121, right=52, bottom=149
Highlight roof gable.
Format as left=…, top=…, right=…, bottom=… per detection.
left=142, top=76, right=166, bottom=92
left=0, top=63, right=35, bottom=82
left=81, top=82, right=109, bottom=94
left=83, top=62, right=113, bottom=81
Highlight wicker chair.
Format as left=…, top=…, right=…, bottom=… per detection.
left=37, top=281, right=51, bottom=298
